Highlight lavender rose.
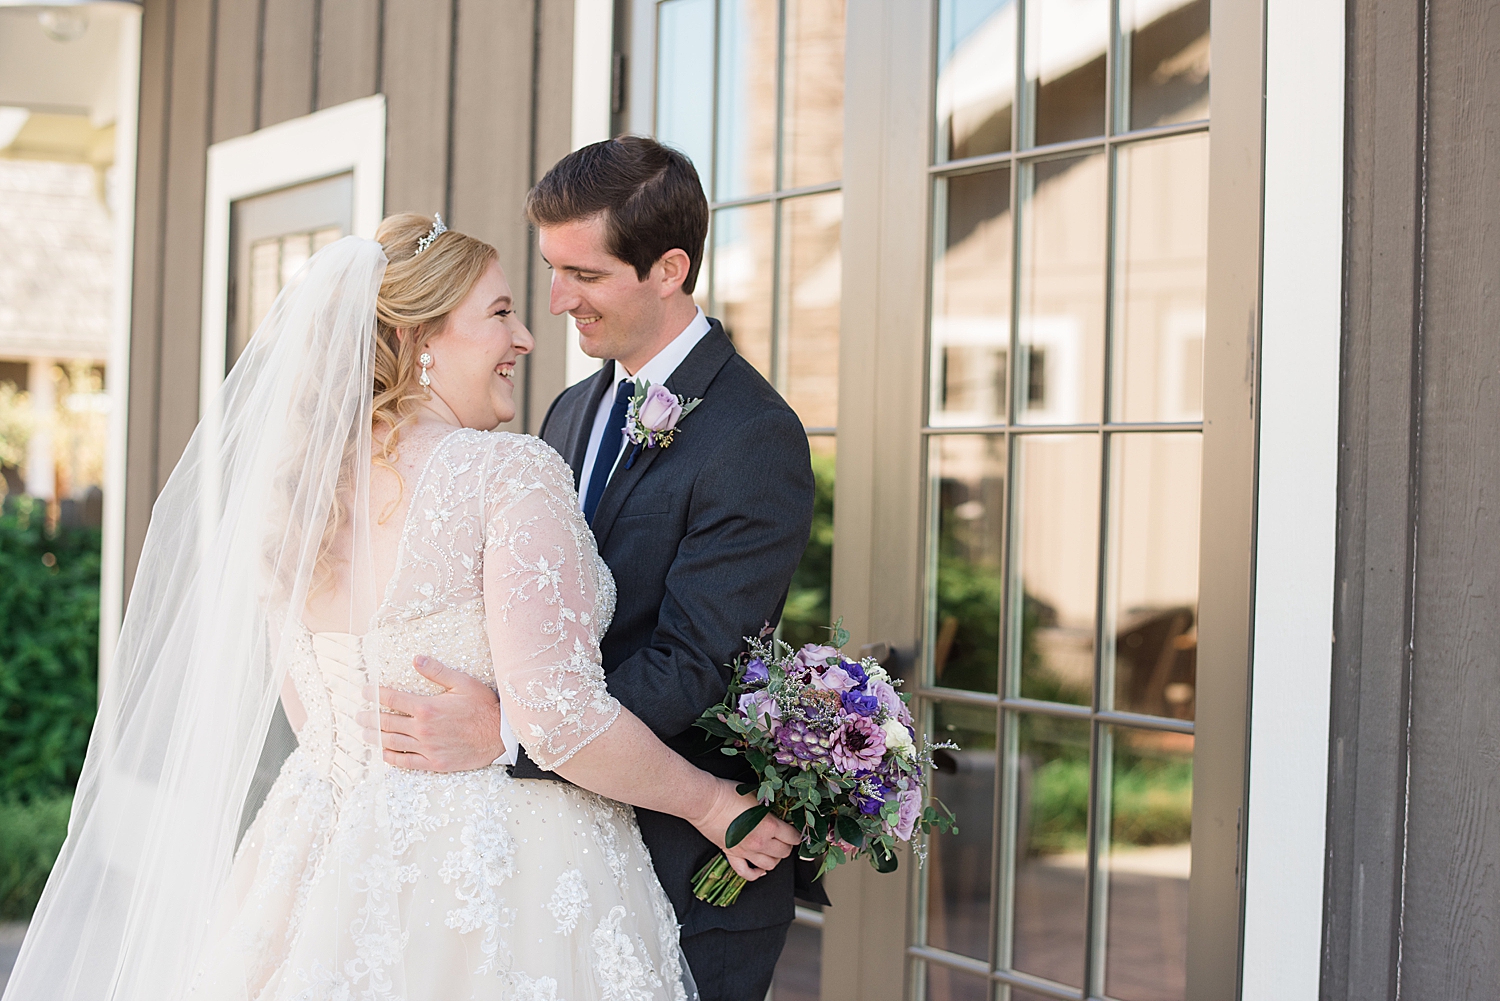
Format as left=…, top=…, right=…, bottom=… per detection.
left=638, top=384, right=684, bottom=432
left=891, top=784, right=923, bottom=840
left=742, top=657, right=769, bottom=685
left=738, top=689, right=780, bottom=727
left=830, top=715, right=887, bottom=771
left=793, top=644, right=841, bottom=676
left=868, top=678, right=904, bottom=716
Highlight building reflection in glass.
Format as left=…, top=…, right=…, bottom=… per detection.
left=931, top=167, right=1011, bottom=428
left=781, top=192, right=842, bottom=429
left=1009, top=434, right=1099, bottom=706
left=1124, top=0, right=1210, bottom=129
left=925, top=701, right=997, bottom=962
left=1008, top=712, right=1090, bottom=988
left=929, top=435, right=1006, bottom=695
left=1112, top=132, right=1208, bottom=424
left=1024, top=0, right=1107, bottom=146
left=1106, top=433, right=1201, bottom=719
left=935, top=0, right=1016, bottom=161
left=1102, top=727, right=1192, bottom=1001
left=1018, top=154, right=1106, bottom=426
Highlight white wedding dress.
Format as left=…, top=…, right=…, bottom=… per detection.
left=190, top=424, right=689, bottom=1001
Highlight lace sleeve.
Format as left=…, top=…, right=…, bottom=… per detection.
left=482, top=438, right=621, bottom=770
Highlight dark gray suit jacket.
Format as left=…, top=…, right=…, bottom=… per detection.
left=510, top=320, right=817, bottom=935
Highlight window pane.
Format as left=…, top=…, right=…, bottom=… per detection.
left=1024, top=0, right=1106, bottom=146
left=936, top=0, right=1017, bottom=161
left=781, top=192, right=842, bottom=428
left=781, top=437, right=835, bottom=650
left=1103, top=726, right=1192, bottom=1001
left=782, top=0, right=846, bottom=189
left=931, top=168, right=1011, bottom=427
left=1111, top=133, right=1208, bottom=423
left=925, top=962, right=992, bottom=1001
left=929, top=435, right=1005, bottom=695
left=1018, top=154, right=1106, bottom=425
left=1124, top=0, right=1209, bottom=130
left=711, top=202, right=774, bottom=378
left=1010, top=435, right=1098, bottom=706
left=657, top=0, right=716, bottom=179
left=926, top=700, right=997, bottom=961
left=716, top=0, right=779, bottom=200
left=772, top=919, right=822, bottom=1001
left=1105, top=433, right=1200, bottom=719
left=1009, top=711, right=1089, bottom=987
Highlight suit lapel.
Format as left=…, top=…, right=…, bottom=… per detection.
left=589, top=322, right=737, bottom=549
left=564, top=366, right=615, bottom=488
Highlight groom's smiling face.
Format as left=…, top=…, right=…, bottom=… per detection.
left=538, top=213, right=690, bottom=374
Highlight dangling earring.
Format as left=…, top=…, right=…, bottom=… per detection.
left=419, top=352, right=433, bottom=388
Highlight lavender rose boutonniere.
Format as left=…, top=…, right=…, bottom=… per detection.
left=623, top=380, right=702, bottom=468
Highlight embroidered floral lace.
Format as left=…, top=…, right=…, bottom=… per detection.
left=188, top=428, right=689, bottom=1001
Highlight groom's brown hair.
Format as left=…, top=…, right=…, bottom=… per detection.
left=526, top=135, right=710, bottom=294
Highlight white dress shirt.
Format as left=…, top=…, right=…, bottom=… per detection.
left=576, top=308, right=713, bottom=511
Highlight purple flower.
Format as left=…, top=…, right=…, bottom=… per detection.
left=891, top=785, right=922, bottom=840
left=811, top=661, right=860, bottom=693
left=841, top=689, right=881, bottom=717
left=739, top=690, right=780, bottom=727
left=868, top=679, right=904, bottom=717
left=774, top=718, right=834, bottom=767
left=793, top=644, right=841, bottom=675
left=638, top=384, right=685, bottom=432
left=742, top=658, right=769, bottom=685
left=842, top=659, right=869, bottom=688
left=851, top=772, right=891, bottom=815
left=830, top=715, right=887, bottom=771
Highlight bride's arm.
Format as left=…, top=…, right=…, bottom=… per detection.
left=483, top=443, right=798, bottom=877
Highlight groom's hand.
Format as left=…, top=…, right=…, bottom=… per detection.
left=357, top=655, right=505, bottom=771
left=691, top=780, right=802, bottom=882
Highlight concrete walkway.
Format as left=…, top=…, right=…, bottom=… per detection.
left=0, top=923, right=27, bottom=995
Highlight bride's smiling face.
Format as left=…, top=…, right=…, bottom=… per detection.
left=420, top=260, right=534, bottom=428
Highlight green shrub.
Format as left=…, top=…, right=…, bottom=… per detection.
left=0, top=496, right=101, bottom=803
left=780, top=448, right=835, bottom=650
left=0, top=794, right=72, bottom=919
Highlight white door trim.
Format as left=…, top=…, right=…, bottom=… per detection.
left=197, top=94, right=386, bottom=420
left=1241, top=0, right=1346, bottom=995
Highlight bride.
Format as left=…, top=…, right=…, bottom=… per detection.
left=4, top=215, right=793, bottom=1001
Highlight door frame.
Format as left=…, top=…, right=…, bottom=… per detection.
left=197, top=94, right=385, bottom=420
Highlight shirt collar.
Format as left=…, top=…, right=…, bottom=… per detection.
left=611, top=308, right=712, bottom=390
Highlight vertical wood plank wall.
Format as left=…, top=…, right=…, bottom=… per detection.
left=124, top=0, right=576, bottom=597
left=1326, top=0, right=1500, bottom=997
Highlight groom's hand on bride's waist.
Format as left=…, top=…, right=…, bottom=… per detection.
left=357, top=655, right=506, bottom=771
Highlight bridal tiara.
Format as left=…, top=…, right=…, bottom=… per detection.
left=415, top=213, right=447, bottom=255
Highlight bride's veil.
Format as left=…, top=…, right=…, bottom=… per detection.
left=4, top=237, right=385, bottom=1000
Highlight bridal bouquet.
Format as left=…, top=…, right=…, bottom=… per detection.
left=692, top=622, right=957, bottom=907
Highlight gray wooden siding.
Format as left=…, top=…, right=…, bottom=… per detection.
left=124, top=0, right=575, bottom=598
left=1325, top=0, right=1500, bottom=997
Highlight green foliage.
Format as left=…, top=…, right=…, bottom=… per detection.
left=1026, top=755, right=1193, bottom=854
left=780, top=448, right=835, bottom=650
left=0, top=794, right=72, bottom=919
left=0, top=496, right=101, bottom=803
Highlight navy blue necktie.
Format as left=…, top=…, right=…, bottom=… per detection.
left=582, top=381, right=635, bottom=525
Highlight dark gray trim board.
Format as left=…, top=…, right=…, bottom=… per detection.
left=1324, top=0, right=1500, bottom=997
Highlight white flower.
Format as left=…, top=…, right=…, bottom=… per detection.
left=882, top=719, right=915, bottom=757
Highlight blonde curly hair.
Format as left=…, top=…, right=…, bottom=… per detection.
left=372, top=213, right=498, bottom=469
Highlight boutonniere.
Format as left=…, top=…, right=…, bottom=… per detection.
left=623, top=380, right=702, bottom=469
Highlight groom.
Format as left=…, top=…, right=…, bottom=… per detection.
left=381, top=136, right=822, bottom=1001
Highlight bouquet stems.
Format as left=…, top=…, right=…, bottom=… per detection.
left=691, top=854, right=749, bottom=907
